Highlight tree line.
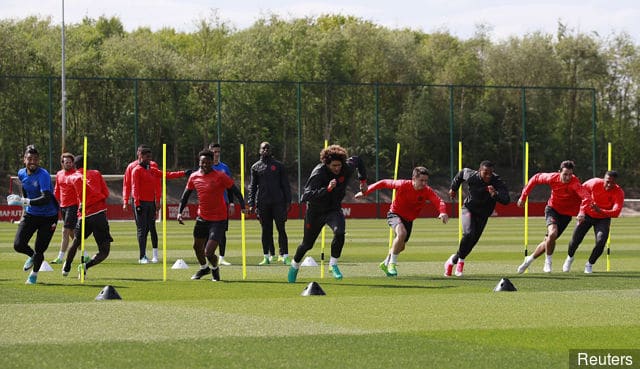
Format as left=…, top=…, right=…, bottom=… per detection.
left=1, top=14, right=638, bottom=198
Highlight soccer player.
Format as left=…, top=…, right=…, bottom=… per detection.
left=562, top=171, right=624, bottom=273
left=11, top=145, right=59, bottom=285
left=51, top=152, right=79, bottom=264
left=208, top=143, right=234, bottom=266
left=62, top=155, right=113, bottom=279
left=130, top=146, right=190, bottom=264
left=355, top=166, right=448, bottom=277
left=444, top=160, right=510, bottom=277
left=248, top=142, right=292, bottom=265
left=516, top=160, right=591, bottom=273
left=287, top=144, right=367, bottom=283
left=122, top=144, right=157, bottom=262
left=178, top=149, right=246, bottom=282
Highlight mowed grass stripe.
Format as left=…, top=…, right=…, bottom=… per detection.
left=1, top=286, right=637, bottom=345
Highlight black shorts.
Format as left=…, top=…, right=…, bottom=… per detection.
left=544, top=205, right=572, bottom=237
left=60, top=206, right=78, bottom=229
left=386, top=212, right=413, bottom=242
left=75, top=211, right=114, bottom=245
left=193, top=217, right=227, bottom=243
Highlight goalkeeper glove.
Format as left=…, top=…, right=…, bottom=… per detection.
left=7, top=194, right=29, bottom=206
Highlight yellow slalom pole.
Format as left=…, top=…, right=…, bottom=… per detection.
left=606, top=142, right=612, bottom=272
left=524, top=142, right=529, bottom=273
left=80, top=136, right=87, bottom=284
left=241, top=144, right=247, bottom=280
left=321, top=139, right=328, bottom=279
left=388, top=143, right=401, bottom=249
left=162, top=144, right=167, bottom=281
left=458, top=141, right=462, bottom=241
left=524, top=142, right=529, bottom=256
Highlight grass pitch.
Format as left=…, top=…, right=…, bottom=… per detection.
left=0, top=217, right=639, bottom=369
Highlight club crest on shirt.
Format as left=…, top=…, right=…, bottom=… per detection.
left=338, top=176, right=345, bottom=183
left=271, top=165, right=276, bottom=171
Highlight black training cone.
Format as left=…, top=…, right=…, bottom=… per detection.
left=301, top=281, right=326, bottom=296
left=493, top=278, right=517, bottom=292
left=95, top=285, right=122, bottom=300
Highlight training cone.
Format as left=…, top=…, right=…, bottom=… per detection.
left=301, top=281, right=326, bottom=296
left=38, top=261, right=53, bottom=272
left=95, top=285, right=122, bottom=300
left=171, top=259, right=189, bottom=269
left=300, top=256, right=318, bottom=267
left=493, top=278, right=517, bottom=292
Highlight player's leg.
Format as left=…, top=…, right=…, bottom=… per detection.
left=326, top=210, right=346, bottom=280
left=564, top=216, right=592, bottom=271
left=257, top=205, right=275, bottom=264
left=585, top=218, right=611, bottom=271
left=274, top=202, right=289, bottom=263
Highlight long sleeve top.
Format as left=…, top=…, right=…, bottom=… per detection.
left=580, top=177, right=624, bottom=219
left=451, top=168, right=510, bottom=218
left=364, top=179, right=447, bottom=221
left=301, top=156, right=367, bottom=213
left=248, top=156, right=291, bottom=207
left=123, top=159, right=158, bottom=204
left=180, top=169, right=236, bottom=222
left=54, top=168, right=79, bottom=208
left=131, top=163, right=185, bottom=207
left=18, top=167, right=59, bottom=217
left=70, top=168, right=109, bottom=217
left=518, top=172, right=590, bottom=216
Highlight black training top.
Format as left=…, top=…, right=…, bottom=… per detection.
left=450, top=168, right=510, bottom=218
left=301, top=156, right=367, bottom=213
left=248, top=156, right=292, bottom=207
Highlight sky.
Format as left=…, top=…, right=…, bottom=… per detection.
left=4, top=0, right=640, bottom=42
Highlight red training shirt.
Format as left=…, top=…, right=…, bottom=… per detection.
left=364, top=179, right=447, bottom=221
left=131, top=164, right=185, bottom=207
left=186, top=169, right=234, bottom=222
left=519, top=172, right=590, bottom=216
left=70, top=168, right=109, bottom=217
left=580, top=177, right=624, bottom=219
left=123, top=160, right=159, bottom=204
left=54, top=168, right=79, bottom=207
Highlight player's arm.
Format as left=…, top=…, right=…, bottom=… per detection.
left=300, top=168, right=328, bottom=202
left=594, top=188, right=625, bottom=218
left=247, top=166, right=258, bottom=212
left=280, top=163, right=292, bottom=206
left=517, top=172, right=545, bottom=207
left=573, top=181, right=592, bottom=218
left=448, top=169, right=467, bottom=198
left=423, top=186, right=449, bottom=223
left=355, top=179, right=394, bottom=199
left=20, top=190, right=53, bottom=206
left=227, top=184, right=247, bottom=212
left=177, top=188, right=193, bottom=224
left=122, top=165, right=132, bottom=208
left=493, top=177, right=510, bottom=205
left=347, top=156, right=368, bottom=192
left=54, top=176, right=61, bottom=202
